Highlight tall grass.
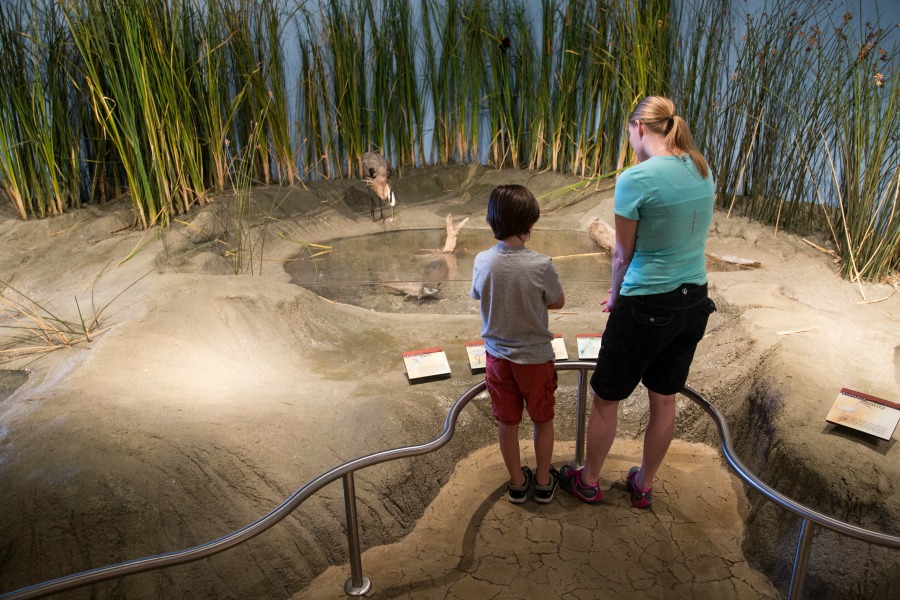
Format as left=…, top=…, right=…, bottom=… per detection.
left=812, top=13, right=899, bottom=282
left=376, top=0, right=425, bottom=168
left=62, top=0, right=204, bottom=227
left=0, top=0, right=83, bottom=220
left=701, top=1, right=899, bottom=282
left=0, top=0, right=896, bottom=280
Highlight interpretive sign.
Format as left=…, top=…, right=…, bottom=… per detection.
left=825, top=388, right=900, bottom=441
left=552, top=334, right=568, bottom=361
left=465, top=341, right=486, bottom=374
left=402, top=347, right=451, bottom=383
left=577, top=333, right=603, bottom=360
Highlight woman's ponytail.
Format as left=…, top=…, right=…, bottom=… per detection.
left=631, top=96, right=709, bottom=179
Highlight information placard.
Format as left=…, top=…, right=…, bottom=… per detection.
left=465, top=341, right=486, bottom=374
left=552, top=334, right=568, bottom=361
left=825, top=388, right=900, bottom=441
left=577, top=333, right=603, bottom=360
left=402, top=347, right=451, bottom=383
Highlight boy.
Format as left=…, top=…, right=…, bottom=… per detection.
left=471, top=184, right=565, bottom=504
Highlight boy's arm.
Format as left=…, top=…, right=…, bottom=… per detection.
left=547, top=292, right=565, bottom=310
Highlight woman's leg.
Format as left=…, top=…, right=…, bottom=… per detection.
left=581, top=393, right=620, bottom=483
left=635, top=389, right=676, bottom=489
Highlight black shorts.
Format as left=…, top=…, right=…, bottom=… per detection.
left=590, top=283, right=716, bottom=401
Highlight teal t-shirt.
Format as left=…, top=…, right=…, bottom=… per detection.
left=614, top=155, right=715, bottom=296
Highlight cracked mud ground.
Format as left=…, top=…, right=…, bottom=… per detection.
left=299, top=440, right=779, bottom=599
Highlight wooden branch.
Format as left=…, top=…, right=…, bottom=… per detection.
left=443, top=213, right=470, bottom=253
left=705, top=252, right=762, bottom=268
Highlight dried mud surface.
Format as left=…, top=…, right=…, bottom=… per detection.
left=0, top=165, right=898, bottom=599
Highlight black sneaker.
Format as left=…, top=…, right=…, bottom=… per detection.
left=507, top=466, right=533, bottom=504
left=559, top=464, right=602, bottom=504
left=534, top=466, right=559, bottom=504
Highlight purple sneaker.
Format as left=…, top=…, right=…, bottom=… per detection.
left=559, top=464, right=602, bottom=504
left=626, top=466, right=653, bottom=508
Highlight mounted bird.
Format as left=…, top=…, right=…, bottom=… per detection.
left=361, top=151, right=397, bottom=222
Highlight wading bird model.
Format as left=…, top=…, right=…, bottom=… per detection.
left=361, top=151, right=397, bottom=222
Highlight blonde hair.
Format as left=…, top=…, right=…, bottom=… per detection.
left=630, top=96, right=709, bottom=179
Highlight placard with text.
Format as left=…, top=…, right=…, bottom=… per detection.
left=577, top=333, right=603, bottom=360
left=551, top=334, right=568, bottom=361
left=402, top=347, right=452, bottom=383
left=825, top=388, right=900, bottom=441
left=465, top=341, right=486, bottom=374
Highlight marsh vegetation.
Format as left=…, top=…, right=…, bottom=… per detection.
left=0, top=0, right=897, bottom=281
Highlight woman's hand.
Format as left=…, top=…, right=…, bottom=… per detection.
left=601, top=287, right=614, bottom=313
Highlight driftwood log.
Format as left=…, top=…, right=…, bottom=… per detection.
left=442, top=214, right=470, bottom=253
left=588, top=217, right=615, bottom=253
left=705, top=252, right=762, bottom=269
left=590, top=218, right=764, bottom=270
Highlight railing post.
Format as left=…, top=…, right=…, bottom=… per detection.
left=575, top=367, right=589, bottom=465
left=342, top=473, right=372, bottom=596
left=787, top=518, right=816, bottom=600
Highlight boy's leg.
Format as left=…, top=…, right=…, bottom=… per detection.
left=514, top=360, right=557, bottom=486
left=499, top=421, right=525, bottom=485
left=532, top=420, right=554, bottom=486
left=486, top=354, right=527, bottom=485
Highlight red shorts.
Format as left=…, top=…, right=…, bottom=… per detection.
left=485, top=354, right=557, bottom=424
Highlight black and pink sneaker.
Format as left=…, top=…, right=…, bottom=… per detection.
left=626, top=466, right=653, bottom=508
left=559, top=464, right=602, bottom=504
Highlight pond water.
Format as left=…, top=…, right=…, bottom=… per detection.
left=0, top=370, right=28, bottom=403
left=285, top=229, right=611, bottom=314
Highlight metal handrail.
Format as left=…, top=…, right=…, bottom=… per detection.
left=2, top=361, right=898, bottom=600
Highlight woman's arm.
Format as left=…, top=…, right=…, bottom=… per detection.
left=602, top=215, right=638, bottom=312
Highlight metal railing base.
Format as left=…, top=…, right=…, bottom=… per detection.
left=344, top=576, right=372, bottom=596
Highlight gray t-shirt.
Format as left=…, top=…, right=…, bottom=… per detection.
left=470, top=243, right=563, bottom=364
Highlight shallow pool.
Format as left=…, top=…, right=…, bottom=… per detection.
left=285, top=229, right=611, bottom=314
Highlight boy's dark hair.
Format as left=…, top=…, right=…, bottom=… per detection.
left=486, top=184, right=540, bottom=240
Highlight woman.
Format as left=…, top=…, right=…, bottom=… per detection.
left=560, top=96, right=717, bottom=508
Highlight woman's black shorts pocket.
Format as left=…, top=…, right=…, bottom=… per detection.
left=630, top=309, right=673, bottom=327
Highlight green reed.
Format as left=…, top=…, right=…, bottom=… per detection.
left=322, top=0, right=366, bottom=177
left=195, top=0, right=237, bottom=193
left=63, top=0, right=202, bottom=226
left=383, top=0, right=425, bottom=167
left=421, top=0, right=453, bottom=164
left=425, top=0, right=469, bottom=164
left=669, top=0, right=730, bottom=161
left=1, top=0, right=896, bottom=281
left=813, top=14, right=899, bottom=281
left=224, top=0, right=294, bottom=186
left=0, top=0, right=82, bottom=219
left=482, top=0, right=524, bottom=168
left=705, top=1, right=899, bottom=280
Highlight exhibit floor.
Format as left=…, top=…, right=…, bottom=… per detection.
left=1, top=164, right=897, bottom=599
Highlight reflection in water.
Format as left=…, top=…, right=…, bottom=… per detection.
left=285, top=229, right=610, bottom=313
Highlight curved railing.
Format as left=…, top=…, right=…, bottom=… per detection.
left=2, top=361, right=898, bottom=600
